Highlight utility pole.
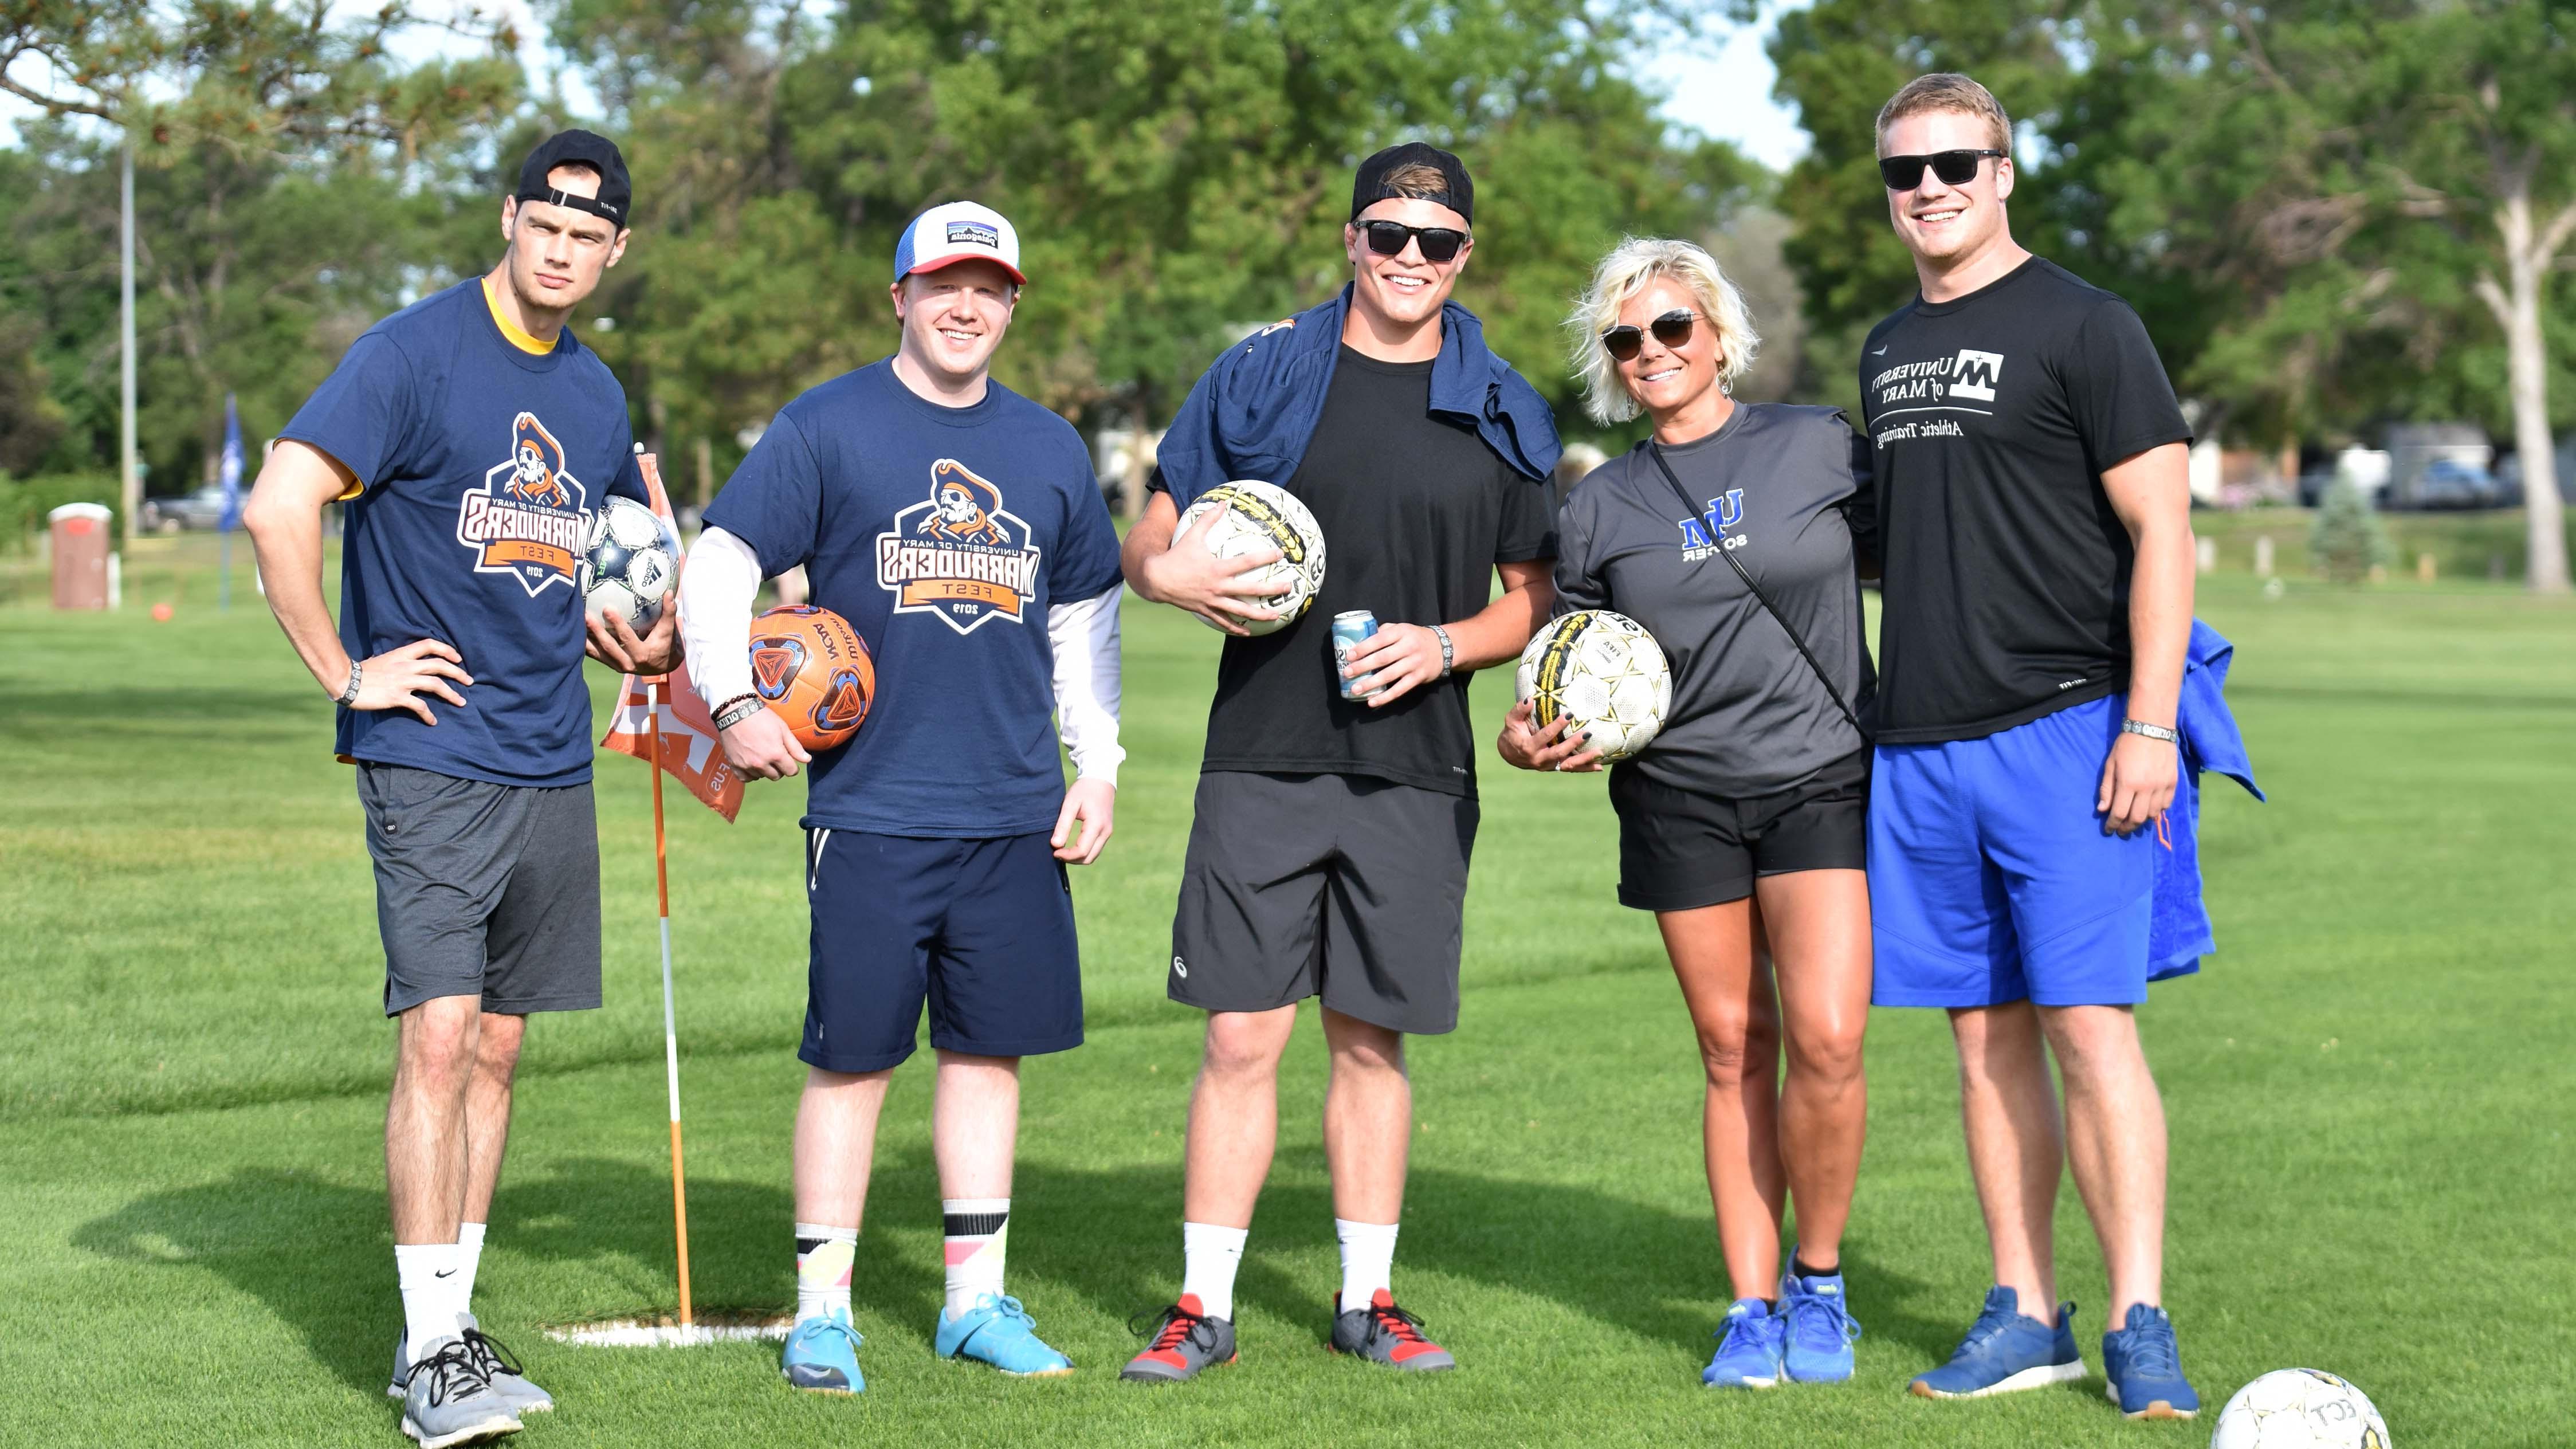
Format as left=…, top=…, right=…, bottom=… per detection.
left=120, top=140, right=139, bottom=557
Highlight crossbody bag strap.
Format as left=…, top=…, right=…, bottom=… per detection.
left=1643, top=441, right=1865, bottom=736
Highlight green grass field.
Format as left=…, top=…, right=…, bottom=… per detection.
left=3, top=535, right=2571, bottom=1447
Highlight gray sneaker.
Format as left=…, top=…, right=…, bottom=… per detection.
left=399, top=1335, right=521, bottom=1448
left=391, top=1318, right=553, bottom=1416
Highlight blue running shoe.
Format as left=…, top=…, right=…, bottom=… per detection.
left=780, top=1309, right=865, bottom=1394
left=1909, top=1286, right=2085, bottom=1399
left=1779, top=1266, right=1863, bottom=1383
left=2102, top=1303, right=2199, bottom=1420
left=937, top=1293, right=1074, bottom=1377
left=1702, top=1297, right=1785, bottom=1389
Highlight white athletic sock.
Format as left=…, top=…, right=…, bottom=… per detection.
left=1180, top=1222, right=1248, bottom=1322
left=1335, top=1218, right=1399, bottom=1311
left=941, top=1199, right=1011, bottom=1319
left=795, top=1223, right=857, bottom=1325
left=395, top=1242, right=466, bottom=1355
left=455, top=1221, right=487, bottom=1311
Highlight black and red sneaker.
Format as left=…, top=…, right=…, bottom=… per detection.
left=1330, top=1290, right=1455, bottom=1372
left=1120, top=1294, right=1238, bottom=1383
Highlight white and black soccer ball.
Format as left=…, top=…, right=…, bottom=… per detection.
left=1170, top=480, right=1327, bottom=635
left=582, top=496, right=681, bottom=633
left=1515, top=610, right=1672, bottom=762
left=2212, top=1369, right=2390, bottom=1449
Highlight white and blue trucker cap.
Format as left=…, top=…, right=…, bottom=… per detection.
left=893, top=201, right=1026, bottom=284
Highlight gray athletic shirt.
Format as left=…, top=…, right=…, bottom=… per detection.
left=1553, top=403, right=1875, bottom=798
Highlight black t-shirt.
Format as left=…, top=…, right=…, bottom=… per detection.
left=1859, top=256, right=2192, bottom=743
left=1166, top=345, right=1558, bottom=797
left=1555, top=405, right=1874, bottom=799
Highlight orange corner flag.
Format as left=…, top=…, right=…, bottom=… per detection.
left=600, top=453, right=744, bottom=822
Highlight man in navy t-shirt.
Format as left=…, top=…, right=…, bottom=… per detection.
left=676, top=201, right=1125, bottom=1392
left=245, top=130, right=676, bottom=1444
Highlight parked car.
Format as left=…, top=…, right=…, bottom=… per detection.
left=2413, top=458, right=2501, bottom=510
left=142, top=485, right=235, bottom=532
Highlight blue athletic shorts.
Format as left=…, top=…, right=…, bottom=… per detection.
left=802, top=828, right=1083, bottom=1073
left=1867, top=694, right=2154, bottom=1008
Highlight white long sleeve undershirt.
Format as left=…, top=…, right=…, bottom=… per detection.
left=676, top=525, right=1124, bottom=784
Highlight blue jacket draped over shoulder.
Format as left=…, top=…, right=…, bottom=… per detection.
left=2150, top=619, right=2265, bottom=980
left=1152, top=285, right=1562, bottom=509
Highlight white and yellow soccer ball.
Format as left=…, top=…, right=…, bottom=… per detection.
left=1170, top=480, right=1326, bottom=635
left=1515, top=610, right=1672, bottom=761
left=2211, top=1369, right=2390, bottom=1449
left=582, top=496, right=681, bottom=633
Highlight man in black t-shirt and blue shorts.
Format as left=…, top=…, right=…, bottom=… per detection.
left=1859, top=75, right=2204, bottom=1420
left=1116, top=144, right=1560, bottom=1383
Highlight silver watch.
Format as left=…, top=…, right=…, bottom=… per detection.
left=336, top=659, right=363, bottom=706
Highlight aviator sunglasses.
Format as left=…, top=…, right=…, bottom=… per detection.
left=1878, top=148, right=2008, bottom=190
left=1600, top=308, right=1700, bottom=362
left=1358, top=219, right=1470, bottom=264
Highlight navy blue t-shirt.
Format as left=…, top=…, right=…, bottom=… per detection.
left=279, top=278, right=642, bottom=786
left=704, top=360, right=1125, bottom=837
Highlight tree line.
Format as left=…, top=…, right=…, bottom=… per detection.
left=3, top=0, right=2569, bottom=588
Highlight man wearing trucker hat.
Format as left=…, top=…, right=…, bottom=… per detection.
left=678, top=200, right=1126, bottom=1394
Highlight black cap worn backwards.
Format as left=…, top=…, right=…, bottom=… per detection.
left=513, top=129, right=633, bottom=227
left=1349, top=141, right=1473, bottom=226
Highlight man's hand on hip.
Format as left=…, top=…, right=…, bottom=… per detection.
left=719, top=709, right=810, bottom=780
left=2097, top=731, right=2177, bottom=835
left=354, top=639, right=473, bottom=726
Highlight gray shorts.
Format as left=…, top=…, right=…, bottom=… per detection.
left=357, top=761, right=603, bottom=1018
left=1169, top=771, right=1478, bottom=1036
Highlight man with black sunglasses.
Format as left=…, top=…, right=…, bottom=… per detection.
left=1117, top=142, right=1560, bottom=1384
left=1856, top=73, right=2206, bottom=1420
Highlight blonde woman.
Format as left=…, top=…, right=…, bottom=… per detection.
left=1499, top=238, right=1875, bottom=1389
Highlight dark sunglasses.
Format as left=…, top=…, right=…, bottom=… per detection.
left=1358, top=219, right=1470, bottom=264
left=1878, top=148, right=2009, bottom=190
left=1600, top=309, right=1699, bottom=362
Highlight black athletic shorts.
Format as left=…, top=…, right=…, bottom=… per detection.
left=357, top=761, right=603, bottom=1017
left=1609, top=748, right=1869, bottom=913
left=1169, top=771, right=1478, bottom=1036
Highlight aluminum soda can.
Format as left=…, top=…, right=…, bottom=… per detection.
left=1332, top=610, right=1380, bottom=699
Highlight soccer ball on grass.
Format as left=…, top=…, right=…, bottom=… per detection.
left=2210, top=1369, right=2390, bottom=1449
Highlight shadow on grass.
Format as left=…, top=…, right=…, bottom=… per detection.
left=74, top=1150, right=1959, bottom=1388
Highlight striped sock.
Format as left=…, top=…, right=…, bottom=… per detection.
left=942, top=1199, right=1010, bottom=1319
left=794, top=1222, right=857, bottom=1325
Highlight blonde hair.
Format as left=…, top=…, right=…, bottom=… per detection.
left=1565, top=237, right=1759, bottom=426
left=1377, top=162, right=1450, bottom=198
left=1875, top=73, right=2013, bottom=156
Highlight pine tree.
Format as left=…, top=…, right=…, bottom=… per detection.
left=2310, top=478, right=2396, bottom=584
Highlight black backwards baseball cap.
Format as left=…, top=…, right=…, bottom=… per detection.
left=1349, top=142, right=1474, bottom=226
left=513, top=129, right=634, bottom=227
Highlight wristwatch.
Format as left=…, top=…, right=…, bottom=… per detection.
left=1431, top=625, right=1455, bottom=680
left=2121, top=718, right=2181, bottom=745
left=713, top=693, right=764, bottom=731
left=336, top=659, right=363, bottom=706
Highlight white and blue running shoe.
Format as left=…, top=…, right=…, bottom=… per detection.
left=2102, top=1303, right=2200, bottom=1420
left=780, top=1308, right=866, bottom=1393
left=1909, top=1286, right=2085, bottom=1399
left=936, top=1293, right=1074, bottom=1377
left=1778, top=1264, right=1863, bottom=1383
left=1702, top=1297, right=1786, bottom=1389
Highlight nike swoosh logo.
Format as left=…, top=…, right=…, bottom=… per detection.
left=434, top=1269, right=457, bottom=1279
left=1870, top=347, right=1889, bottom=356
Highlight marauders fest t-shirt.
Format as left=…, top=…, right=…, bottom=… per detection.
left=279, top=278, right=645, bottom=787
left=704, top=360, right=1125, bottom=838
left=1858, top=257, right=2192, bottom=744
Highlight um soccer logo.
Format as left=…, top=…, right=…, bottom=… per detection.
left=455, top=411, right=588, bottom=596
left=1676, top=488, right=1747, bottom=556
left=874, top=458, right=1045, bottom=636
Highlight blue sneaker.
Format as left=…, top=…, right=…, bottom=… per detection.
left=780, top=1309, right=865, bottom=1393
left=1702, top=1297, right=1785, bottom=1389
left=1910, top=1286, right=2086, bottom=1399
left=2102, top=1303, right=2199, bottom=1420
left=1778, top=1265, right=1863, bottom=1383
left=936, top=1293, right=1074, bottom=1377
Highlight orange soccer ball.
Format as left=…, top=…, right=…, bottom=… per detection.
left=748, top=604, right=875, bottom=752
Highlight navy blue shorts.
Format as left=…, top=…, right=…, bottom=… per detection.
left=1868, top=694, right=2156, bottom=1009
left=802, top=829, right=1084, bottom=1073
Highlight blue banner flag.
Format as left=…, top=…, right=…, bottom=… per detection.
left=218, top=394, right=244, bottom=532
